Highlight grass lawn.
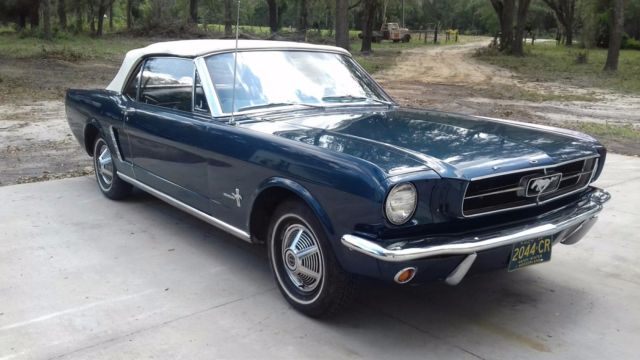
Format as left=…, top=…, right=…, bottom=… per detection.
left=0, top=33, right=154, bottom=62
left=476, top=42, right=640, bottom=94
left=0, top=31, right=478, bottom=75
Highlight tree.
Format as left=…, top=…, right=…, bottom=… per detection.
left=109, top=1, right=114, bottom=30
left=490, top=0, right=515, bottom=52
left=189, top=0, right=198, bottom=23
left=224, top=0, right=233, bottom=36
left=512, top=0, right=532, bottom=56
left=542, top=0, right=576, bottom=46
left=266, top=0, right=278, bottom=33
left=604, top=0, right=625, bottom=71
left=335, top=0, right=350, bottom=50
left=360, top=0, right=378, bottom=53
left=298, top=0, right=309, bottom=32
left=126, top=0, right=133, bottom=29
left=88, top=0, right=96, bottom=33
left=95, top=0, right=115, bottom=36
left=74, top=2, right=83, bottom=32
left=42, top=0, right=52, bottom=40
left=57, top=0, right=67, bottom=29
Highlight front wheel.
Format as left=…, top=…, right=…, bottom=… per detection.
left=268, top=199, right=354, bottom=317
left=93, top=136, right=132, bottom=200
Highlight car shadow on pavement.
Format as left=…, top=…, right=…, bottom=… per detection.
left=118, top=188, right=587, bottom=357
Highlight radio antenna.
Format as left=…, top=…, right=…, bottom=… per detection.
left=229, top=0, right=241, bottom=125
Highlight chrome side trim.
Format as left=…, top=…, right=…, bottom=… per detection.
left=445, top=253, right=477, bottom=286
left=341, top=188, right=609, bottom=262
left=117, top=172, right=252, bottom=242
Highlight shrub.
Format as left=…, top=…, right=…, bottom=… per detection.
left=623, top=37, right=640, bottom=51
left=575, top=50, right=589, bottom=64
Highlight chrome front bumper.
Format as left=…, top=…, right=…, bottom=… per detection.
left=341, top=188, right=610, bottom=284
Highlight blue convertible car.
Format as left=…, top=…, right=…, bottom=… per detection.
left=66, top=40, right=610, bottom=317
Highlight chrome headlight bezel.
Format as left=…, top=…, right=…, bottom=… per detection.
left=384, top=182, right=418, bottom=226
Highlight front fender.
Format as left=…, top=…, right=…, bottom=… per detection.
left=250, top=177, right=335, bottom=237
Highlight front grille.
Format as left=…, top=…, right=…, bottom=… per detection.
left=463, top=157, right=599, bottom=216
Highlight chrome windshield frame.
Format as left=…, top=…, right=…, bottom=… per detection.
left=195, top=49, right=396, bottom=119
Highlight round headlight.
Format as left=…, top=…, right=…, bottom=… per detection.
left=385, top=183, right=417, bottom=225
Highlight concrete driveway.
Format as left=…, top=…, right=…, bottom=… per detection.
left=1, top=154, right=639, bottom=359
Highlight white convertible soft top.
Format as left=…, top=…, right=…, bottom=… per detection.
left=106, top=39, right=350, bottom=93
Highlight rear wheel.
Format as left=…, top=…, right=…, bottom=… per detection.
left=93, top=136, right=132, bottom=200
left=268, top=199, right=354, bottom=317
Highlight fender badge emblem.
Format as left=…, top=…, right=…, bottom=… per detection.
left=223, top=188, right=243, bottom=207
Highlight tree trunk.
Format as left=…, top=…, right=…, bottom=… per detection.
left=490, top=0, right=515, bottom=53
left=604, top=0, right=624, bottom=72
left=108, top=2, right=113, bottom=31
left=266, top=0, right=278, bottom=33
left=126, top=0, right=133, bottom=29
left=564, top=0, right=575, bottom=46
left=512, top=0, right=532, bottom=56
left=42, top=0, right=52, bottom=40
left=335, top=0, right=350, bottom=50
left=29, top=2, right=40, bottom=29
left=96, top=1, right=106, bottom=36
left=360, top=0, right=377, bottom=54
left=189, top=0, right=198, bottom=24
left=223, top=0, right=233, bottom=36
left=542, top=0, right=575, bottom=47
left=75, top=5, right=83, bottom=32
left=58, top=0, right=67, bottom=30
left=298, top=0, right=308, bottom=32
left=565, top=22, right=573, bottom=46
left=18, top=14, right=27, bottom=29
left=381, top=0, right=389, bottom=23
left=89, top=1, right=96, bottom=34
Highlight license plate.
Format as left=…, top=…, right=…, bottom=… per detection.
left=508, top=237, right=552, bottom=272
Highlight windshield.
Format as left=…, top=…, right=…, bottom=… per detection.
left=204, top=50, right=389, bottom=114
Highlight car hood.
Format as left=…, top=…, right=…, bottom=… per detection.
left=239, top=108, right=602, bottom=179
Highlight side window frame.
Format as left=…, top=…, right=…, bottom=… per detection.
left=192, top=69, right=210, bottom=115
left=123, top=60, right=145, bottom=101
left=194, top=56, right=223, bottom=118
left=137, top=56, right=197, bottom=114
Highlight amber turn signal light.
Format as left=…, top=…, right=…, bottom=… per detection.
left=394, top=267, right=417, bottom=284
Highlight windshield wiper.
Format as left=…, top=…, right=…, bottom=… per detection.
left=237, top=102, right=324, bottom=112
left=321, top=95, right=394, bottom=106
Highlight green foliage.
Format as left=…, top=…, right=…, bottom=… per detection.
left=476, top=42, right=640, bottom=93
left=576, top=122, right=640, bottom=141
left=622, top=36, right=640, bottom=50
left=0, top=33, right=153, bottom=62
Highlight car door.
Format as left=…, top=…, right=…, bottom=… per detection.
left=123, top=56, right=211, bottom=211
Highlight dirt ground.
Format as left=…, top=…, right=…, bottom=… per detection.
left=0, top=58, right=119, bottom=186
left=376, top=40, right=640, bottom=152
left=1, top=39, right=639, bottom=186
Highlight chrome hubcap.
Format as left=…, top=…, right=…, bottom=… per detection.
left=96, top=143, right=113, bottom=186
left=281, top=224, right=323, bottom=293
